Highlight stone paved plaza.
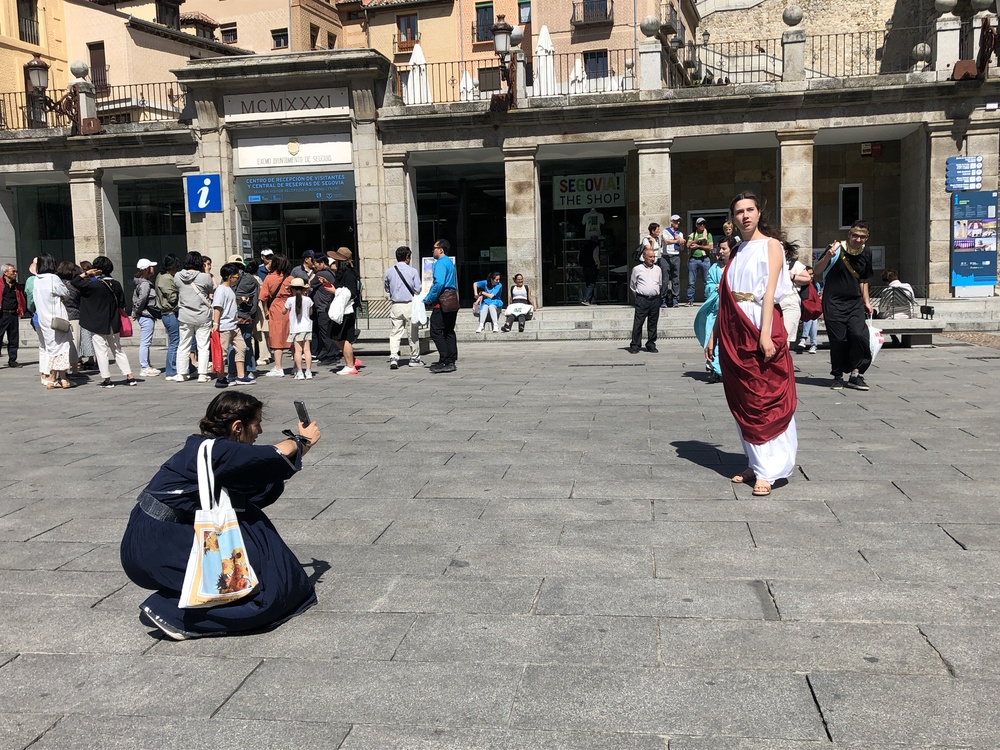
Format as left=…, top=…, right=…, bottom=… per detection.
left=1, top=337, right=998, bottom=749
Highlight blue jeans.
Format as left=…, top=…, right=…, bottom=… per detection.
left=801, top=319, right=818, bottom=346
left=228, top=323, right=257, bottom=374
left=687, top=257, right=711, bottom=303
left=161, top=313, right=179, bottom=376
left=137, top=316, right=155, bottom=370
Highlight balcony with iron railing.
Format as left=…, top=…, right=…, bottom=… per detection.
left=0, top=81, right=185, bottom=131
left=393, top=33, right=420, bottom=55
left=18, top=15, right=40, bottom=46
left=91, top=65, right=110, bottom=95
left=471, top=23, right=494, bottom=45
left=571, top=0, right=613, bottom=28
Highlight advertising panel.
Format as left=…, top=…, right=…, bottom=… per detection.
left=951, top=190, right=998, bottom=290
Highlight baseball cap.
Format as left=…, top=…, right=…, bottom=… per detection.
left=696, top=217, right=707, bottom=224
left=227, top=254, right=245, bottom=265
left=136, top=258, right=157, bottom=270
left=260, top=248, right=274, bottom=257
left=670, top=214, right=681, bottom=221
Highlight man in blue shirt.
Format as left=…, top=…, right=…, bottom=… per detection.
left=423, top=239, right=459, bottom=373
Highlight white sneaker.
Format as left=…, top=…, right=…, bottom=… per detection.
left=140, top=367, right=161, bottom=377
left=476, top=327, right=484, bottom=333
left=294, top=371, right=305, bottom=380
left=797, top=339, right=808, bottom=349
left=197, top=374, right=212, bottom=383
left=336, top=366, right=359, bottom=376
left=164, top=374, right=185, bottom=382
left=304, top=370, right=313, bottom=379
left=265, top=369, right=285, bottom=377
left=808, top=345, right=817, bottom=354
left=408, top=357, right=426, bottom=368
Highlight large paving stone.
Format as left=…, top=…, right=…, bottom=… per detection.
left=653, top=548, right=876, bottom=581
left=509, top=665, right=825, bottom=739
left=311, top=575, right=539, bottom=614
left=939, top=524, right=1000, bottom=550
left=0, top=713, right=60, bottom=750
left=339, top=726, right=668, bottom=749
left=446, top=544, right=651, bottom=578
left=809, top=673, right=1000, bottom=746
left=919, top=625, right=1000, bottom=678
left=393, top=613, right=657, bottom=666
left=747, top=521, right=959, bottom=550
left=536, top=578, right=777, bottom=620
left=652, top=500, right=837, bottom=523
left=559, top=520, right=754, bottom=548
left=0, top=654, right=260, bottom=717
left=657, top=620, right=947, bottom=675
left=375, top=518, right=563, bottom=546
left=860, top=549, right=1000, bottom=583
left=480, top=498, right=652, bottom=522
left=216, top=660, right=522, bottom=726
left=21, top=715, right=351, bottom=750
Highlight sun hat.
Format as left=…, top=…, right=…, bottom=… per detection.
left=227, top=254, right=246, bottom=264
left=329, top=247, right=353, bottom=262
left=289, top=277, right=307, bottom=289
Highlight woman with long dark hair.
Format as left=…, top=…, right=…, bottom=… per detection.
left=259, top=253, right=293, bottom=377
left=120, top=391, right=321, bottom=640
left=33, top=253, right=73, bottom=389
left=705, top=192, right=797, bottom=497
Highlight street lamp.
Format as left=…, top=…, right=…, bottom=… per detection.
left=490, top=14, right=516, bottom=112
left=22, top=53, right=77, bottom=129
left=702, top=29, right=710, bottom=46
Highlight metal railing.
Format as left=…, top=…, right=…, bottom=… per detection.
left=0, top=91, right=63, bottom=129
left=393, top=33, right=419, bottom=54
left=700, top=38, right=782, bottom=84
left=571, top=0, right=613, bottom=26
left=659, top=1, right=678, bottom=34
left=547, top=49, right=636, bottom=93
left=397, top=59, right=501, bottom=104
left=471, top=23, right=493, bottom=44
left=95, top=82, right=186, bottom=124
left=91, top=65, right=110, bottom=94
left=805, top=26, right=933, bottom=78
left=18, top=15, right=40, bottom=45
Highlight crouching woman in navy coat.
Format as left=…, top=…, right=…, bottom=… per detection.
left=120, top=391, right=321, bottom=640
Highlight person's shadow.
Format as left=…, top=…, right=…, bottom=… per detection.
left=670, top=439, right=746, bottom=479
left=302, top=557, right=331, bottom=586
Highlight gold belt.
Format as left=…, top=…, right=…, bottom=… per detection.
left=732, top=292, right=756, bottom=302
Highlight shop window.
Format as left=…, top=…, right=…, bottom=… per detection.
left=309, top=24, right=320, bottom=49
left=475, top=3, right=494, bottom=42
left=583, top=50, right=609, bottom=79
left=272, top=28, right=289, bottom=49
left=12, top=184, right=75, bottom=272
left=839, top=184, right=863, bottom=229
left=519, top=1, right=531, bottom=24
left=221, top=23, right=237, bottom=44
left=118, top=179, right=187, bottom=275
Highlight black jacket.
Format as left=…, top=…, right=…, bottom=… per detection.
left=70, top=274, right=125, bottom=335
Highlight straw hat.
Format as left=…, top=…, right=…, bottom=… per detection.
left=289, top=277, right=308, bottom=289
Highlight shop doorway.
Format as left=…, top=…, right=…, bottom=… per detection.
left=248, top=201, right=356, bottom=259
left=285, top=223, right=322, bottom=257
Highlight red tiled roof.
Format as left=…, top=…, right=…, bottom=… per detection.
left=180, top=11, right=218, bottom=27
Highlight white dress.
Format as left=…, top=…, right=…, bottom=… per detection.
left=33, top=273, right=72, bottom=371
left=725, top=239, right=798, bottom=482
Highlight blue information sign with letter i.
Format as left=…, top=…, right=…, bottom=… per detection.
left=185, top=174, right=223, bottom=213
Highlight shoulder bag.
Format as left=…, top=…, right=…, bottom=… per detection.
left=438, top=288, right=460, bottom=313
left=102, top=278, right=132, bottom=337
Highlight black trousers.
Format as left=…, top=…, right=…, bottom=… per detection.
left=631, top=296, right=660, bottom=348
left=0, top=312, right=18, bottom=363
left=430, top=307, right=458, bottom=365
left=313, top=310, right=336, bottom=361
left=825, top=304, right=871, bottom=376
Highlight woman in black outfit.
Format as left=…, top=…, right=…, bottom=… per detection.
left=328, top=247, right=362, bottom=375
left=70, top=256, right=136, bottom=388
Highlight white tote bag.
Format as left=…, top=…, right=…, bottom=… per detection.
left=179, top=439, right=259, bottom=609
left=411, top=293, right=428, bottom=327
left=867, top=317, right=884, bottom=364
left=329, top=286, right=354, bottom=325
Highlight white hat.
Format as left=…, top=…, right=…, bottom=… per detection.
left=260, top=248, right=274, bottom=257
left=670, top=214, right=681, bottom=221
left=696, top=217, right=707, bottom=224
left=136, top=258, right=157, bottom=270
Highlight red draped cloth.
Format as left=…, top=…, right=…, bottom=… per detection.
left=717, top=273, right=797, bottom=445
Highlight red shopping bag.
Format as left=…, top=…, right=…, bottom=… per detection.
left=210, top=329, right=224, bottom=376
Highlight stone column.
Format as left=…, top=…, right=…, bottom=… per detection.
left=781, top=28, right=806, bottom=82
left=927, top=121, right=1000, bottom=297
left=635, top=138, right=672, bottom=230
left=638, top=40, right=663, bottom=91
left=383, top=152, right=416, bottom=265
left=777, top=130, right=816, bottom=252
left=0, top=178, right=15, bottom=270
left=503, top=145, right=541, bottom=305
left=68, top=169, right=110, bottom=265
left=101, top=179, right=122, bottom=275
left=899, top=128, right=930, bottom=292
left=351, top=85, right=385, bottom=298
left=935, top=15, right=962, bottom=81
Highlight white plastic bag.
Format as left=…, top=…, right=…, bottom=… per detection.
left=329, top=286, right=353, bottom=325
left=411, top=293, right=428, bottom=327
left=179, top=439, right=259, bottom=609
left=867, top=318, right=884, bottom=364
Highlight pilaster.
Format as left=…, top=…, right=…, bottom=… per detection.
left=382, top=152, right=416, bottom=275
left=503, top=145, right=541, bottom=305
left=776, top=130, right=816, bottom=252
left=0, top=178, right=15, bottom=270
left=68, top=169, right=109, bottom=266
left=352, top=93, right=384, bottom=297
left=635, top=138, right=673, bottom=231
left=781, top=29, right=806, bottom=82
left=639, top=40, right=663, bottom=91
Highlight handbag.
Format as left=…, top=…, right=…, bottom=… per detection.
left=179, top=439, right=259, bottom=609
left=438, top=288, right=460, bottom=313
left=50, top=316, right=71, bottom=332
left=799, top=283, right=822, bottom=321
left=118, top=309, right=133, bottom=337
left=210, top=329, right=224, bottom=375
left=472, top=296, right=482, bottom=316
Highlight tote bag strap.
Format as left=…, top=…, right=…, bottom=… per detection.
left=196, top=439, right=233, bottom=512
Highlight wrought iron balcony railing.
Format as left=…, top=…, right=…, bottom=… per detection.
left=18, top=16, right=40, bottom=45
left=571, top=0, right=613, bottom=27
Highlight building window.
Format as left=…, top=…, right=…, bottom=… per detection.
left=479, top=66, right=500, bottom=91
left=475, top=3, right=494, bottom=42
left=519, top=1, right=530, bottom=24
left=327, top=32, right=336, bottom=49
left=88, top=42, right=109, bottom=92
left=17, top=0, right=39, bottom=45
left=398, top=14, right=417, bottom=42
left=839, top=184, right=863, bottom=230
left=347, top=11, right=363, bottom=21
left=309, top=24, right=320, bottom=49
left=271, top=28, right=289, bottom=49
left=155, top=0, right=180, bottom=29
left=583, top=50, right=608, bottom=79
left=220, top=22, right=237, bottom=44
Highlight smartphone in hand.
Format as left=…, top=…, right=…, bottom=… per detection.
left=293, top=400, right=311, bottom=426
